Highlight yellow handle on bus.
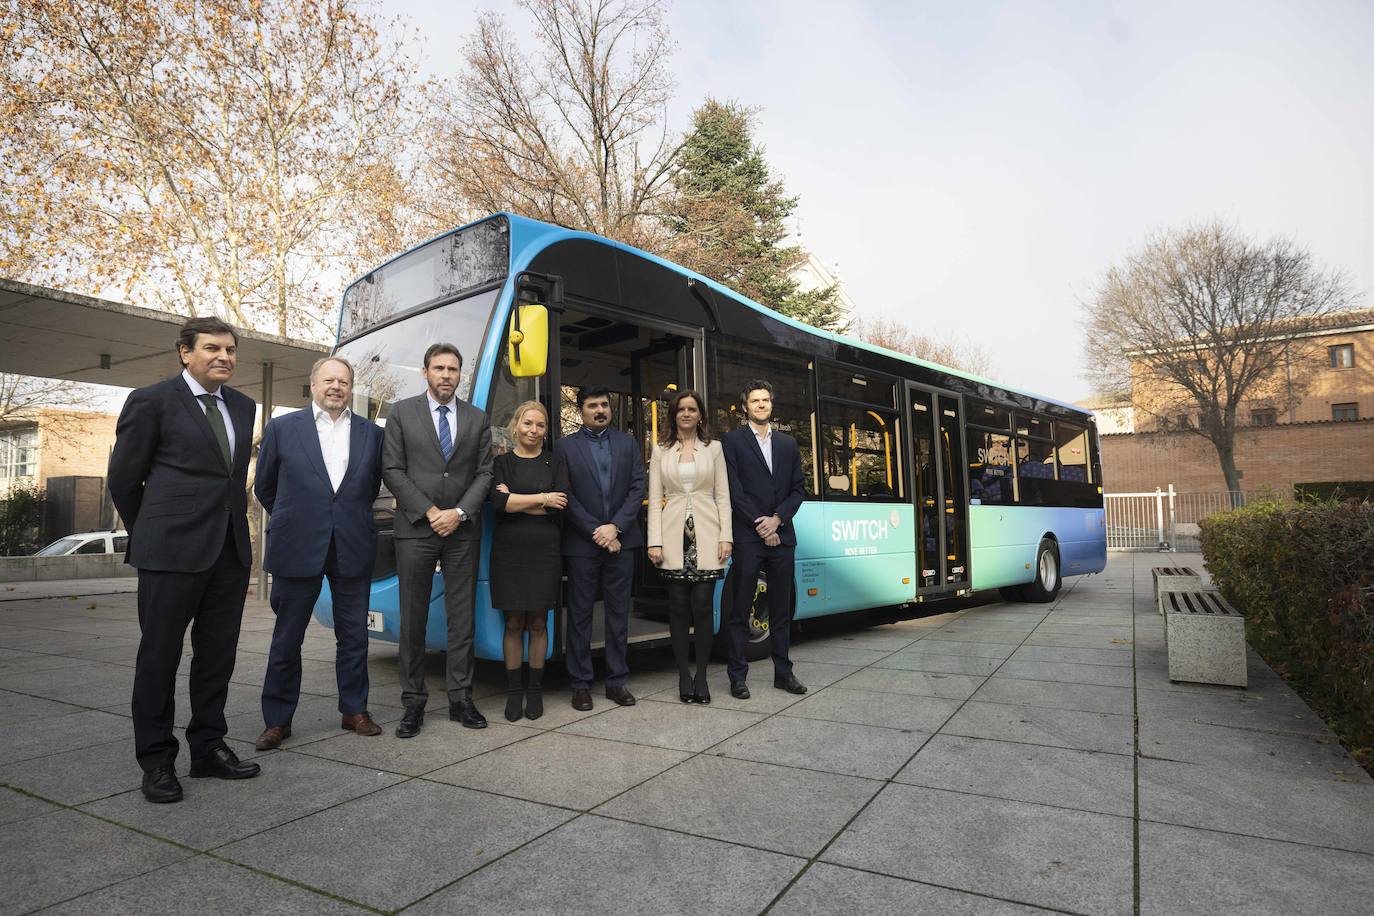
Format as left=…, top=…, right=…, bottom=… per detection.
left=507, top=305, right=549, bottom=377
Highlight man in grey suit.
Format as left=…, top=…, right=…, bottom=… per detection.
left=382, top=343, right=493, bottom=737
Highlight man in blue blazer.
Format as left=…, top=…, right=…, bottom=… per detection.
left=721, top=379, right=808, bottom=698
left=252, top=356, right=385, bottom=750
left=555, top=387, right=646, bottom=710
left=109, top=317, right=261, bottom=803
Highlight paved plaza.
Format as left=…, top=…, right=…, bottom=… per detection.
left=1, top=553, right=1371, bottom=914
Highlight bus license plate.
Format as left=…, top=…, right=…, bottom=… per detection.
left=367, top=612, right=384, bottom=633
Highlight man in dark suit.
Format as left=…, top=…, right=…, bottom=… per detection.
left=108, top=316, right=261, bottom=804
left=382, top=343, right=493, bottom=737
left=555, top=386, right=646, bottom=711
left=721, top=378, right=807, bottom=699
left=252, top=356, right=385, bottom=751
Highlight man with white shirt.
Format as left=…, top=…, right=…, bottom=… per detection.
left=109, top=317, right=261, bottom=803
left=253, top=356, right=385, bottom=750
left=382, top=343, right=493, bottom=737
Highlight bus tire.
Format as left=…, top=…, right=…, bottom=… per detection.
left=998, top=586, right=1026, bottom=603
left=711, top=577, right=775, bottom=663
left=1022, top=539, right=1061, bottom=603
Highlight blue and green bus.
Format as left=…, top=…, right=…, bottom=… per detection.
left=316, top=213, right=1106, bottom=662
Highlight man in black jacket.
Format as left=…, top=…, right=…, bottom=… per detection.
left=108, top=317, right=261, bottom=803
left=720, top=378, right=808, bottom=699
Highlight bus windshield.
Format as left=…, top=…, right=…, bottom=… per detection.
left=339, top=217, right=509, bottom=341
left=336, top=287, right=500, bottom=422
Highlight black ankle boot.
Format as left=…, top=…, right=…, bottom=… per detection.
left=504, top=667, right=524, bottom=722
left=525, top=667, right=544, bottom=720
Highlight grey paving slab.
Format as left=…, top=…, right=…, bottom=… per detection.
left=81, top=751, right=404, bottom=849
left=711, top=715, right=932, bottom=779
left=833, top=667, right=986, bottom=700
left=995, top=658, right=1136, bottom=687
left=941, top=701, right=1135, bottom=754
left=0, top=652, right=95, bottom=675
left=426, top=731, right=688, bottom=810
left=0, top=737, right=142, bottom=805
left=784, top=642, right=896, bottom=665
left=0, top=687, right=88, bottom=726
left=406, top=814, right=804, bottom=916
left=1138, top=821, right=1374, bottom=916
left=755, top=659, right=863, bottom=691
left=1138, top=757, right=1374, bottom=853
left=1136, top=684, right=1329, bottom=735
left=221, top=779, right=572, bottom=911
left=560, top=700, right=765, bottom=752
left=596, top=754, right=881, bottom=857
left=223, top=692, right=404, bottom=750
left=41, top=854, right=369, bottom=914
left=823, top=783, right=1133, bottom=915
left=1137, top=716, right=1368, bottom=783
left=0, top=660, right=134, bottom=706
left=0, top=785, right=57, bottom=825
left=1009, top=644, right=1133, bottom=666
left=887, top=638, right=1016, bottom=659
left=922, top=629, right=1028, bottom=645
left=771, top=862, right=1056, bottom=915
left=807, top=625, right=927, bottom=649
left=870, top=650, right=1004, bottom=676
left=780, top=686, right=961, bottom=732
left=897, top=734, right=1134, bottom=817
left=1024, top=630, right=1136, bottom=649
left=0, top=808, right=190, bottom=914
left=292, top=717, right=538, bottom=776
left=972, top=677, right=1135, bottom=715
left=0, top=708, right=130, bottom=765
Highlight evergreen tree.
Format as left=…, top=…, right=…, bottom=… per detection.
left=664, top=100, right=847, bottom=332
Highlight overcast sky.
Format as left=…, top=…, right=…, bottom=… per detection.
left=388, top=0, right=1373, bottom=403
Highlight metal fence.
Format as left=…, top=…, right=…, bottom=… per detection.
left=1103, top=487, right=1283, bottom=551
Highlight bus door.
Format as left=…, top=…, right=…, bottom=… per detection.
left=907, top=385, right=970, bottom=594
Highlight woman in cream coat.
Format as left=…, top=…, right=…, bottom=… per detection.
left=647, top=389, right=732, bottom=703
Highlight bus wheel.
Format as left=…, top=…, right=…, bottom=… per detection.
left=1022, top=539, right=1061, bottom=603
left=998, top=586, right=1026, bottom=602
left=711, top=577, right=774, bottom=662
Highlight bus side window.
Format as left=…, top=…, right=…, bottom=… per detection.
left=819, top=401, right=903, bottom=501
left=710, top=339, right=818, bottom=496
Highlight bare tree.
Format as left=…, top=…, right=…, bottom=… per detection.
left=1084, top=221, right=1353, bottom=497
left=424, top=0, right=679, bottom=250
left=0, top=374, right=103, bottom=448
left=0, top=0, right=417, bottom=339
left=851, top=314, right=992, bottom=377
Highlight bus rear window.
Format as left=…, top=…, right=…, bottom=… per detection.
left=340, top=217, right=509, bottom=340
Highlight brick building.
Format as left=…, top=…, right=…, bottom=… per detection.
left=1099, top=309, right=1374, bottom=494
left=0, top=408, right=118, bottom=495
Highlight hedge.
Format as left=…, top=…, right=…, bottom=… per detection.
left=1200, top=499, right=1373, bottom=757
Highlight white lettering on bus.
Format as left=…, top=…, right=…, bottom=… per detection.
left=832, top=519, right=890, bottom=541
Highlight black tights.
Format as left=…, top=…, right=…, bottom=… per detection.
left=668, top=580, right=714, bottom=690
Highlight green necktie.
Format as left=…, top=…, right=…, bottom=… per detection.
left=198, top=394, right=232, bottom=471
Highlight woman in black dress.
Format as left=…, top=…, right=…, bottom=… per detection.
left=491, top=400, right=567, bottom=721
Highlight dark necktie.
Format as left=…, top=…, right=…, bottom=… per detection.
left=198, top=393, right=232, bottom=471
left=437, top=405, right=453, bottom=461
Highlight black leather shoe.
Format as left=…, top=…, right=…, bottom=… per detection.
left=141, top=765, right=182, bottom=803
left=188, top=746, right=260, bottom=780
left=450, top=698, right=488, bottom=729
left=571, top=688, right=593, bottom=711
left=395, top=705, right=425, bottom=738
left=605, top=685, right=636, bottom=706
left=774, top=673, right=807, bottom=695
left=729, top=681, right=751, bottom=700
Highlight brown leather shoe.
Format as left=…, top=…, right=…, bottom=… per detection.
left=341, top=712, right=382, bottom=736
left=254, top=724, right=291, bottom=751
left=605, top=685, right=636, bottom=706
left=571, top=688, right=593, bottom=711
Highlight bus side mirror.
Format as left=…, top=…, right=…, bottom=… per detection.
left=508, top=304, right=548, bottom=377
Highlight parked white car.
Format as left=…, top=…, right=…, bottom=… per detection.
left=32, top=530, right=129, bottom=557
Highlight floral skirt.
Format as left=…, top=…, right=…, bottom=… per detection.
left=660, top=515, right=724, bottom=582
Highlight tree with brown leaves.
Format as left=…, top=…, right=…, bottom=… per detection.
left=1084, top=221, right=1353, bottom=498
left=851, top=314, right=991, bottom=377
left=0, top=0, right=416, bottom=339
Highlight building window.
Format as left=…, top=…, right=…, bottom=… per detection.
left=0, top=427, right=39, bottom=482
left=1329, top=344, right=1355, bottom=369
left=1332, top=403, right=1358, bottom=422
left=1175, top=414, right=1193, bottom=430
left=1250, top=408, right=1277, bottom=427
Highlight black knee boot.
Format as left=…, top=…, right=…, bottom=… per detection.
left=667, top=582, right=694, bottom=701
left=525, top=666, right=544, bottom=720
left=504, top=666, right=524, bottom=722
left=691, top=582, right=714, bottom=702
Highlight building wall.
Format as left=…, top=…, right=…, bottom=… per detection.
left=1100, top=418, right=1374, bottom=494
left=36, top=409, right=118, bottom=486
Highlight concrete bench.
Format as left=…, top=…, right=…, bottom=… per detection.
left=1163, top=589, right=1247, bottom=687
left=1153, top=566, right=1202, bottom=617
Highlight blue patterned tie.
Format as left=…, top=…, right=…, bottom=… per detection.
left=436, top=405, right=453, bottom=461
